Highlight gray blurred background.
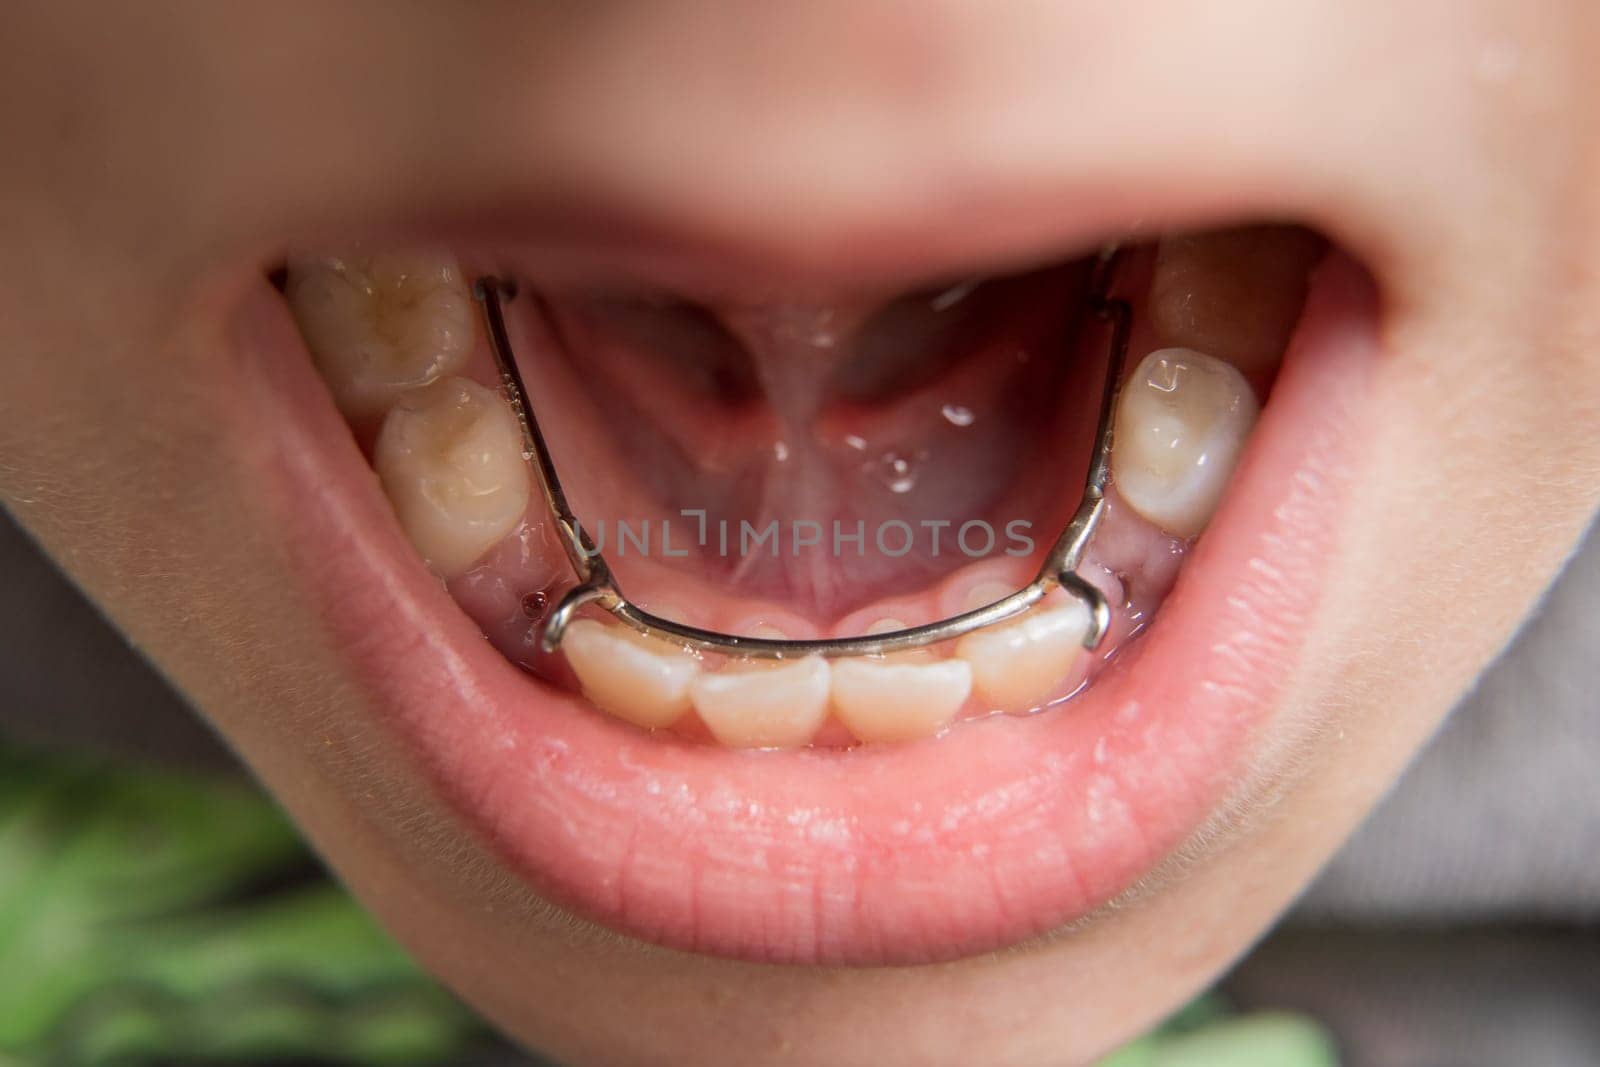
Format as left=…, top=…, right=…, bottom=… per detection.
left=2, top=506, right=1596, bottom=1066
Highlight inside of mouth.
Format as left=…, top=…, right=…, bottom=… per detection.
left=278, top=224, right=1327, bottom=749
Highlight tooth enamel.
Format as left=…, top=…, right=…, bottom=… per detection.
left=831, top=657, right=972, bottom=743
left=955, top=602, right=1089, bottom=712
left=286, top=251, right=474, bottom=418
left=856, top=616, right=944, bottom=669
left=1111, top=348, right=1258, bottom=539
left=962, top=581, right=1014, bottom=613
left=564, top=620, right=701, bottom=729
left=1149, top=226, right=1323, bottom=377
left=862, top=616, right=925, bottom=657
left=690, top=657, right=830, bottom=748
left=373, top=376, right=531, bottom=578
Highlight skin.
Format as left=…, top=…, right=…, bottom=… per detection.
left=2, top=2, right=1598, bottom=1063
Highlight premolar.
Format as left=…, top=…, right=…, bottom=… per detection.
left=955, top=602, right=1090, bottom=712
left=563, top=620, right=701, bottom=729
left=285, top=251, right=474, bottom=418
left=373, top=377, right=531, bottom=578
left=1111, top=348, right=1258, bottom=538
left=690, top=657, right=831, bottom=748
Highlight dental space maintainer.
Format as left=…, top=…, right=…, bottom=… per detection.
left=471, top=248, right=1130, bottom=662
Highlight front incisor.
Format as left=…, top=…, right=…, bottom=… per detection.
left=955, top=601, right=1090, bottom=712
left=831, top=656, right=972, bottom=742
left=563, top=621, right=701, bottom=729
left=690, top=657, right=831, bottom=748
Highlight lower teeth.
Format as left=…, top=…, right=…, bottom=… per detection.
left=283, top=225, right=1323, bottom=749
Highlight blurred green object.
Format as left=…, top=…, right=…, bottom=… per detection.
left=1095, top=995, right=1340, bottom=1066
left=0, top=745, right=482, bottom=1066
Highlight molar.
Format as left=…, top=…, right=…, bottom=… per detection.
left=1111, top=348, right=1258, bottom=538
left=690, top=657, right=831, bottom=748
left=830, top=656, right=972, bottom=743
left=285, top=250, right=474, bottom=418
left=564, top=620, right=701, bottom=729
left=373, top=376, right=531, bottom=578
left=955, top=601, right=1090, bottom=712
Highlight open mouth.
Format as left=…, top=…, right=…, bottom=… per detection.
left=244, top=219, right=1376, bottom=965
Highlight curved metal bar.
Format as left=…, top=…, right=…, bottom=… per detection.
left=474, top=278, right=603, bottom=581
left=541, top=580, right=618, bottom=651
left=475, top=250, right=1129, bottom=660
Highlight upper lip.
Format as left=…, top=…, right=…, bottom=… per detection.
left=237, top=218, right=1378, bottom=963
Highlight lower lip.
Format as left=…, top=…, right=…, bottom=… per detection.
left=245, top=253, right=1374, bottom=966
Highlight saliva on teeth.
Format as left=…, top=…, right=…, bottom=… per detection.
left=283, top=226, right=1318, bottom=750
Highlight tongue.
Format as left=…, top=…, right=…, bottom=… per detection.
left=537, top=261, right=1097, bottom=616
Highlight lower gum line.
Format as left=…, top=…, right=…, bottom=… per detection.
left=444, top=487, right=1184, bottom=749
